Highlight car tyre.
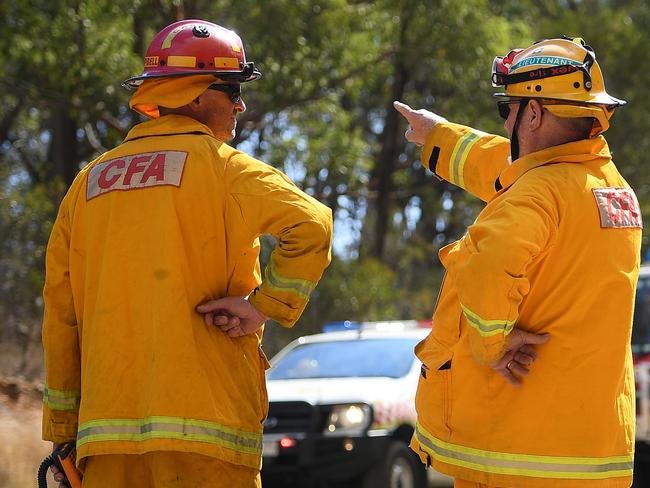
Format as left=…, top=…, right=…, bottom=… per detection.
left=362, top=440, right=428, bottom=488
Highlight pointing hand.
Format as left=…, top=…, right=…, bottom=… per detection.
left=393, top=100, right=447, bottom=146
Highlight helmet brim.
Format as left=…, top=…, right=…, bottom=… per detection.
left=123, top=69, right=261, bottom=90
left=493, top=92, right=626, bottom=109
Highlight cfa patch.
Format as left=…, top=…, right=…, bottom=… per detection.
left=86, top=150, right=187, bottom=201
left=592, top=187, right=642, bottom=229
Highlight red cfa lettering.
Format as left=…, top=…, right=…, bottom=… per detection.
left=593, top=188, right=643, bottom=229
left=141, top=153, right=166, bottom=184
left=123, top=155, right=152, bottom=185
left=98, top=159, right=125, bottom=189
left=86, top=150, right=186, bottom=201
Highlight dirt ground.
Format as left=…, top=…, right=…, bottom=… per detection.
left=0, top=378, right=53, bottom=488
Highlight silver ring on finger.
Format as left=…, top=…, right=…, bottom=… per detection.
left=506, top=360, right=515, bottom=371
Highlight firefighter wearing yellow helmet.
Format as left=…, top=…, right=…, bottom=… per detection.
left=491, top=36, right=626, bottom=159
left=41, top=19, right=332, bottom=487
left=395, top=37, right=640, bottom=488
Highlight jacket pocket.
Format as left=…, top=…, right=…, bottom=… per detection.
left=415, top=363, right=452, bottom=441
left=258, top=347, right=270, bottom=424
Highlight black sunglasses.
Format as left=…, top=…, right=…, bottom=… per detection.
left=497, top=100, right=520, bottom=120
left=208, top=84, right=242, bottom=104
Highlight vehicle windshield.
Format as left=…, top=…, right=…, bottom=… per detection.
left=267, top=338, right=419, bottom=380
left=633, top=273, right=650, bottom=352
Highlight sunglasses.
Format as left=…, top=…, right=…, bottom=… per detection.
left=208, top=84, right=242, bottom=104
left=497, top=100, right=520, bottom=120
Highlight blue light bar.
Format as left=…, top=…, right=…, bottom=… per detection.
left=322, top=321, right=362, bottom=333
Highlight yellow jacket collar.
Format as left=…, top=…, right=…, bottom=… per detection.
left=124, top=115, right=216, bottom=143
left=496, top=136, right=611, bottom=191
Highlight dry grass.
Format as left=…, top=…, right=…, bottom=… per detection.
left=0, top=378, right=53, bottom=488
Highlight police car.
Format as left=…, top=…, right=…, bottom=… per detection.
left=260, top=321, right=453, bottom=488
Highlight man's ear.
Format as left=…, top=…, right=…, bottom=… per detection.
left=528, top=99, right=544, bottom=131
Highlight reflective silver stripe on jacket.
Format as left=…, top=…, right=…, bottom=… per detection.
left=43, top=386, right=81, bottom=411
left=77, top=416, right=262, bottom=455
left=415, top=423, right=633, bottom=479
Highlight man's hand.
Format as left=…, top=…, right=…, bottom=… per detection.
left=393, top=100, right=447, bottom=146
left=196, top=296, right=268, bottom=338
left=492, top=328, right=550, bottom=386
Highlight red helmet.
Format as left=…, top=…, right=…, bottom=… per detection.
left=123, top=19, right=261, bottom=89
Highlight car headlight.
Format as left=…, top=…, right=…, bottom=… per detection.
left=323, top=403, right=372, bottom=436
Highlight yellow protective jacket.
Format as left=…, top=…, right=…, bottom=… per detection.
left=410, top=122, right=641, bottom=488
left=42, top=115, right=332, bottom=469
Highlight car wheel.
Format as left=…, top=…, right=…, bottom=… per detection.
left=362, top=441, right=427, bottom=488
left=633, top=441, right=650, bottom=487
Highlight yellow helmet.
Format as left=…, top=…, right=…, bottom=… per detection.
left=492, top=37, right=625, bottom=135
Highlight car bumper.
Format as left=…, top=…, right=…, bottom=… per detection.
left=261, top=431, right=392, bottom=482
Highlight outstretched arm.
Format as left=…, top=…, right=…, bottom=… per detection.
left=394, top=100, right=511, bottom=202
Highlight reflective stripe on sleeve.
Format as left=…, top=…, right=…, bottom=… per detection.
left=415, top=423, right=633, bottom=479
left=76, top=416, right=262, bottom=456
left=460, top=303, right=515, bottom=337
left=448, top=130, right=483, bottom=189
left=264, top=260, right=316, bottom=301
left=43, top=386, right=81, bottom=412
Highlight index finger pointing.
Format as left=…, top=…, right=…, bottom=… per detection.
left=393, top=100, right=415, bottom=120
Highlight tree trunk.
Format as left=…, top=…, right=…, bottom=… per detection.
left=48, top=99, right=79, bottom=187
left=367, top=14, right=410, bottom=259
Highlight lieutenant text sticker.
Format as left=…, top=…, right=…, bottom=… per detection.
left=87, top=151, right=187, bottom=200
left=592, top=188, right=642, bottom=229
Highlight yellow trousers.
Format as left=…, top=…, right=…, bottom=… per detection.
left=454, top=480, right=501, bottom=488
left=81, top=452, right=261, bottom=488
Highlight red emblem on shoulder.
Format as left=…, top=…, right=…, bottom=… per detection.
left=86, top=150, right=187, bottom=200
left=592, top=188, right=643, bottom=229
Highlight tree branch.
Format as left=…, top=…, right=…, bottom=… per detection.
left=12, top=140, right=42, bottom=184
left=84, top=122, right=107, bottom=153
left=0, top=100, right=24, bottom=146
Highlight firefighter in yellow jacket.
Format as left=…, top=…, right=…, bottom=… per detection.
left=42, top=20, right=332, bottom=487
left=395, top=37, right=641, bottom=488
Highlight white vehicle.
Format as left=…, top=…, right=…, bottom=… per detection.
left=633, top=264, right=650, bottom=486
left=261, top=321, right=453, bottom=488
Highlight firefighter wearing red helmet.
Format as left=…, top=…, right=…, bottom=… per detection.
left=395, top=37, right=640, bottom=488
left=42, top=19, right=332, bottom=487
left=124, top=20, right=260, bottom=88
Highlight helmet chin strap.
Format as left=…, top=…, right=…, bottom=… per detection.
left=510, top=99, right=530, bottom=161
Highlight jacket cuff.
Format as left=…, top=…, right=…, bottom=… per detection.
left=248, top=288, right=305, bottom=328
left=42, top=409, right=78, bottom=443
left=421, top=122, right=462, bottom=180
